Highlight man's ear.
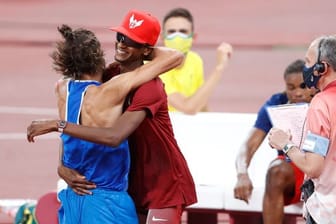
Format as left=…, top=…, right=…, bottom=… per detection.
left=144, top=47, right=154, bottom=56
left=320, top=61, right=328, bottom=75
left=313, top=61, right=328, bottom=76
left=143, top=47, right=154, bottom=60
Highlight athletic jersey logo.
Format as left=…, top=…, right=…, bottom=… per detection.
left=129, top=14, right=143, bottom=29
left=152, top=216, right=168, bottom=222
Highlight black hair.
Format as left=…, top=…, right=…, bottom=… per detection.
left=283, top=59, right=305, bottom=78
left=163, top=7, right=194, bottom=31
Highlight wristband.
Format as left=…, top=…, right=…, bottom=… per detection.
left=283, top=143, right=295, bottom=154
left=57, top=120, right=67, bottom=133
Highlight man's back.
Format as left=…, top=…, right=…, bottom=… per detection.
left=61, top=79, right=130, bottom=189
left=305, top=82, right=336, bottom=221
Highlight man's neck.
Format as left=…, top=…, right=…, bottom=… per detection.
left=81, top=73, right=103, bottom=82
left=119, top=60, right=144, bottom=73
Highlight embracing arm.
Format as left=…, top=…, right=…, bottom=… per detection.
left=27, top=75, right=147, bottom=145
left=168, top=42, right=233, bottom=114
left=27, top=110, right=146, bottom=147
left=61, top=110, right=146, bottom=146
left=27, top=110, right=146, bottom=195
left=97, top=47, right=184, bottom=105
left=126, top=47, right=184, bottom=88
left=56, top=142, right=96, bottom=195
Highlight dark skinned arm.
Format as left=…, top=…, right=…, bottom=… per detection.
left=63, top=110, right=145, bottom=146
left=57, top=142, right=96, bottom=195
left=27, top=110, right=146, bottom=146
left=233, top=128, right=267, bottom=203
left=27, top=110, right=146, bottom=194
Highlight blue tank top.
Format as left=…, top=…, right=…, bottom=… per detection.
left=61, top=80, right=130, bottom=191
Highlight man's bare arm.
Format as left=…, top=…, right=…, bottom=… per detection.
left=97, top=47, right=184, bottom=105
left=27, top=110, right=146, bottom=146
left=27, top=110, right=147, bottom=195
left=234, top=128, right=267, bottom=203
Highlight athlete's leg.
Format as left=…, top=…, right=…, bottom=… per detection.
left=146, top=206, right=182, bottom=224
left=262, top=158, right=295, bottom=224
left=284, top=161, right=305, bottom=224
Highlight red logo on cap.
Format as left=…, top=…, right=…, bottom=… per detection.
left=129, top=14, right=144, bottom=29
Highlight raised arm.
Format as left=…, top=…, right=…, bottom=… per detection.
left=126, top=47, right=184, bottom=88
left=168, top=42, right=233, bottom=114
left=84, top=47, right=183, bottom=113
left=97, top=47, right=184, bottom=103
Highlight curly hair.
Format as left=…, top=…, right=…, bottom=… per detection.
left=51, top=24, right=105, bottom=79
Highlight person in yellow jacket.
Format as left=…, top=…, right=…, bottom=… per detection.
left=160, top=7, right=232, bottom=114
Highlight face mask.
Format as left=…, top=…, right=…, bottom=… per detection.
left=302, top=64, right=321, bottom=89
left=164, top=32, right=193, bottom=54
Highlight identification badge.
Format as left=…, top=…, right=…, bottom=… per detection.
left=302, top=131, right=329, bottom=157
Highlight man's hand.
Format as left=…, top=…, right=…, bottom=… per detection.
left=234, top=173, right=253, bottom=204
left=58, top=164, right=96, bottom=195
left=268, top=127, right=292, bottom=150
left=27, top=119, right=58, bottom=142
left=216, top=42, right=233, bottom=70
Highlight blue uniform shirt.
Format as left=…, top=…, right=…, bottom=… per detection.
left=254, top=92, right=288, bottom=133
left=254, top=92, right=288, bottom=157
left=61, top=80, right=130, bottom=191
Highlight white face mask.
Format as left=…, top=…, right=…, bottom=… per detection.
left=164, top=32, right=193, bottom=54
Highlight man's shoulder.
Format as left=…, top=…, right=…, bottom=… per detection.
left=55, top=77, right=69, bottom=95
left=127, top=78, right=165, bottom=110
left=56, top=77, right=70, bottom=85
left=266, top=92, right=288, bottom=105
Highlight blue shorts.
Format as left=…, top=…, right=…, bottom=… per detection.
left=58, top=188, right=138, bottom=224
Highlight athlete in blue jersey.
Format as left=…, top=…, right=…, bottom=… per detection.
left=59, top=79, right=136, bottom=223
left=234, top=59, right=317, bottom=224
left=27, top=24, right=183, bottom=224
